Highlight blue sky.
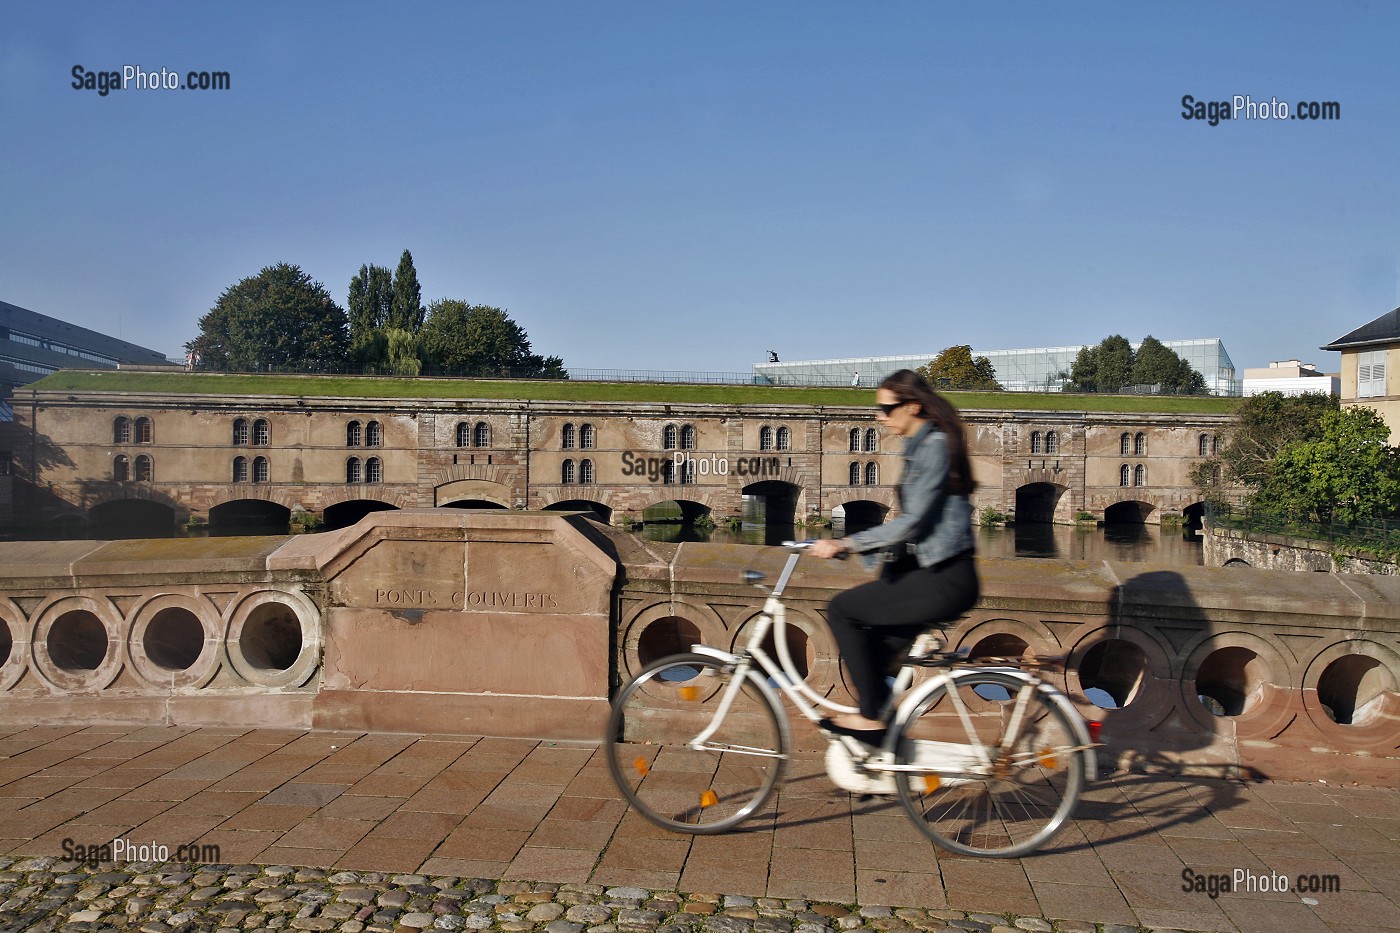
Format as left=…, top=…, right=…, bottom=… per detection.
left=3, top=2, right=1397, bottom=374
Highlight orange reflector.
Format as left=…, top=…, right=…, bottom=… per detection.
left=1037, top=748, right=1058, bottom=769
left=1087, top=720, right=1103, bottom=743
left=678, top=684, right=700, bottom=701
left=699, top=789, right=719, bottom=808
left=921, top=775, right=941, bottom=795
left=632, top=756, right=649, bottom=777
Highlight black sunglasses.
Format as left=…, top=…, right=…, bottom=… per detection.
left=876, top=400, right=908, bottom=415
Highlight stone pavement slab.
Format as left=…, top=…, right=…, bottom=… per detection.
left=0, top=724, right=1393, bottom=932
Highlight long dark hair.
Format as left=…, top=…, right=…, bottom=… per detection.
left=879, top=369, right=976, bottom=496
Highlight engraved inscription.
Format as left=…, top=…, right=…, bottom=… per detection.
left=375, top=588, right=440, bottom=607
left=464, top=591, right=559, bottom=610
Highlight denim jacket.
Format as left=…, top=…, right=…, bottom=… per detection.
left=846, top=421, right=974, bottom=569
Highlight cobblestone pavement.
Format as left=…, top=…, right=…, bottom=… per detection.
left=0, top=725, right=1396, bottom=933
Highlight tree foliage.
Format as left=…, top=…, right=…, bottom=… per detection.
left=1068, top=335, right=1203, bottom=394
left=1068, top=335, right=1132, bottom=392
left=188, top=263, right=348, bottom=372
left=917, top=345, right=1002, bottom=390
left=419, top=300, right=566, bottom=378
left=390, top=250, right=424, bottom=332
left=1189, top=391, right=1338, bottom=501
left=1252, top=407, right=1400, bottom=524
left=348, top=264, right=392, bottom=340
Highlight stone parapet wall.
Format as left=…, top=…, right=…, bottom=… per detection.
left=1203, top=524, right=1398, bottom=574
left=0, top=512, right=1394, bottom=785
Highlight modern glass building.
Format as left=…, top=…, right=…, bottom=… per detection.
left=0, top=300, right=172, bottom=396
left=754, top=338, right=1241, bottom=396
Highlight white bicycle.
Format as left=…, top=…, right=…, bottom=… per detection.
left=606, top=542, right=1101, bottom=858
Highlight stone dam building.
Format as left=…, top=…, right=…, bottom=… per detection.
left=5, top=374, right=1233, bottom=536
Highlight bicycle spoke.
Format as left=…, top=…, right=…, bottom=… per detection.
left=606, top=654, right=788, bottom=834
left=893, top=670, right=1085, bottom=857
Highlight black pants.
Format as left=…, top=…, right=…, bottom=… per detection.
left=826, top=550, right=979, bottom=720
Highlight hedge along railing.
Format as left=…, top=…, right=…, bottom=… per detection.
left=1206, top=503, right=1400, bottom=563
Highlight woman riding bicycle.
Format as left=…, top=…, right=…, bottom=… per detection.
left=810, top=368, right=980, bottom=740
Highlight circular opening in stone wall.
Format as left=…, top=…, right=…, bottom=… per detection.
left=1317, top=655, right=1394, bottom=725
left=238, top=603, right=303, bottom=672
left=1195, top=647, right=1267, bottom=717
left=1078, top=639, right=1146, bottom=709
left=48, top=611, right=108, bottom=671
left=760, top=624, right=811, bottom=681
left=143, top=607, right=205, bottom=671
left=637, top=617, right=702, bottom=667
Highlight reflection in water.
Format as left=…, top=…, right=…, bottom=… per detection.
left=642, top=518, right=1202, bottom=567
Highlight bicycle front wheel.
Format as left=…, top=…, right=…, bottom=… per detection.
left=606, top=653, right=789, bottom=834
left=893, top=670, right=1085, bottom=857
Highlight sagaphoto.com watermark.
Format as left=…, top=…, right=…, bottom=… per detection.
left=72, top=64, right=230, bottom=97
left=1182, top=867, right=1341, bottom=903
left=62, top=835, right=221, bottom=865
left=1181, top=94, right=1340, bottom=126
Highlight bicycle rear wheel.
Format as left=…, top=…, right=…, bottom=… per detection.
left=606, top=653, right=788, bottom=834
left=893, top=669, right=1085, bottom=857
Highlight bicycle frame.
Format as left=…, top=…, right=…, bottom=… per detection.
left=688, top=547, right=1096, bottom=782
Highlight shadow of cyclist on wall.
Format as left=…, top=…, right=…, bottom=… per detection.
left=1060, top=568, right=1267, bottom=853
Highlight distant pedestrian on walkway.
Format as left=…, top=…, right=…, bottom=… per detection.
left=851, top=371, right=861, bottom=387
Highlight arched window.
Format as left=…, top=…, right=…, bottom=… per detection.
left=1134, top=432, right=1146, bottom=456
left=1045, top=431, right=1058, bottom=455
left=114, top=455, right=130, bottom=482
left=681, top=425, right=696, bottom=450
left=865, top=462, right=878, bottom=486
left=562, top=423, right=576, bottom=449
left=1211, top=435, right=1218, bottom=455
left=134, top=455, right=153, bottom=482
left=456, top=422, right=471, bottom=447
left=347, top=457, right=362, bottom=484
left=474, top=422, right=490, bottom=447
left=1120, top=432, right=1131, bottom=456
left=1134, top=464, right=1146, bottom=487
left=1212, top=464, right=1223, bottom=483
left=232, top=418, right=248, bottom=446
left=849, top=428, right=861, bottom=452
left=864, top=428, right=878, bottom=453
left=114, top=417, right=131, bottom=444
left=347, top=421, right=363, bottom=447
left=759, top=426, right=774, bottom=451
left=663, top=424, right=677, bottom=450
left=849, top=462, right=861, bottom=485
left=561, top=459, right=575, bottom=484
left=580, top=424, right=594, bottom=449
left=366, top=421, right=382, bottom=447
left=232, top=456, right=248, bottom=483
left=662, top=460, right=675, bottom=485
left=776, top=426, right=791, bottom=451
left=679, top=458, right=694, bottom=484
left=1030, top=431, right=1042, bottom=454
left=253, top=457, right=269, bottom=484
left=252, top=419, right=270, bottom=446
left=366, top=457, right=382, bottom=484
left=1119, top=464, right=1130, bottom=487
left=580, top=459, right=594, bottom=484
left=135, top=417, right=153, bottom=444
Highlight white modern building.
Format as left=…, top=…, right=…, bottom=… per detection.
left=1241, top=360, right=1339, bottom=398
left=755, top=338, right=1241, bottom=396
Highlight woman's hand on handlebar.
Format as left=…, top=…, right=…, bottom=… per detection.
left=809, top=537, right=852, bottom=559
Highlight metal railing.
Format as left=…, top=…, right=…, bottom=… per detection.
left=1205, top=503, right=1400, bottom=560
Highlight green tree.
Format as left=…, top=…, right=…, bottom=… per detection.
left=1251, top=407, right=1400, bottom=524
left=1189, top=391, right=1338, bottom=500
left=419, top=300, right=566, bottom=378
left=384, top=326, right=423, bottom=376
left=187, top=263, right=348, bottom=373
left=1068, top=335, right=1133, bottom=392
left=917, top=345, right=1002, bottom=390
left=1131, top=336, right=1206, bottom=393
left=390, top=249, right=424, bottom=332
left=348, top=264, right=393, bottom=371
